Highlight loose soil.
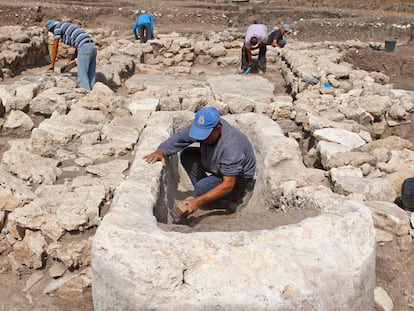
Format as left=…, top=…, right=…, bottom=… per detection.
left=1, top=1, right=414, bottom=310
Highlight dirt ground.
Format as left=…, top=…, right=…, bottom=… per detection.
left=1, top=1, right=414, bottom=310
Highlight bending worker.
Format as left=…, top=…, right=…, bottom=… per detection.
left=132, top=13, right=154, bottom=43
left=241, top=22, right=268, bottom=74
left=143, top=106, right=256, bottom=216
left=45, top=19, right=97, bottom=91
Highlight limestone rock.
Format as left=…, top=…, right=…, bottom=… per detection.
left=13, top=230, right=47, bottom=269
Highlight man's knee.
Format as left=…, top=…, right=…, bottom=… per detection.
left=278, top=39, right=286, bottom=48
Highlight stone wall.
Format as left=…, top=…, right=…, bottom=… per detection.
left=0, top=26, right=48, bottom=80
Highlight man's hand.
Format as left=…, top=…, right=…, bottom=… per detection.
left=272, top=41, right=279, bottom=48
left=142, top=151, right=166, bottom=165
left=185, top=198, right=200, bottom=215
left=47, top=65, right=54, bottom=72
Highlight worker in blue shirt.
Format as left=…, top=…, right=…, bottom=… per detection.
left=132, top=13, right=154, bottom=43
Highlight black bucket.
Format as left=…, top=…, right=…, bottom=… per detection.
left=384, top=39, right=397, bottom=52
left=401, top=177, right=414, bottom=211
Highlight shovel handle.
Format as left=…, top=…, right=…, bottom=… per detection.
left=243, top=66, right=251, bottom=75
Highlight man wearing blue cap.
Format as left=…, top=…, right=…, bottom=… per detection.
left=45, top=19, right=97, bottom=90
left=143, top=107, right=256, bottom=218
left=267, top=24, right=291, bottom=48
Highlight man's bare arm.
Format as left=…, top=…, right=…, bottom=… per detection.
left=48, top=38, right=60, bottom=71
left=186, top=175, right=236, bottom=214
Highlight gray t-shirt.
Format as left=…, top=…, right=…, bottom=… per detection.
left=158, top=119, right=256, bottom=178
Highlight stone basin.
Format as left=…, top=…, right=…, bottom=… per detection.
left=92, top=111, right=375, bottom=310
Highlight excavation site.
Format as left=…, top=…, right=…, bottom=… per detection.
left=0, top=1, right=414, bottom=310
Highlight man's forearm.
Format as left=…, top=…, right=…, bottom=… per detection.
left=194, top=176, right=236, bottom=206
left=246, top=49, right=252, bottom=65
left=50, top=39, right=59, bottom=68
left=71, top=49, right=78, bottom=61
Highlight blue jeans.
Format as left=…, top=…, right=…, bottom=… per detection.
left=180, top=147, right=251, bottom=201
left=77, top=42, right=97, bottom=90
left=241, top=43, right=267, bottom=73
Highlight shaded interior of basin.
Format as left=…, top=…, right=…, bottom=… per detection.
left=154, top=145, right=320, bottom=233
left=158, top=204, right=320, bottom=233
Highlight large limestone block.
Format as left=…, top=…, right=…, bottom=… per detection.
left=125, top=74, right=209, bottom=99
left=98, top=56, right=134, bottom=87
left=0, top=167, right=35, bottom=212
left=360, top=136, right=414, bottom=152
left=317, top=140, right=352, bottom=170
left=8, top=185, right=105, bottom=240
left=13, top=230, right=47, bottom=269
left=29, top=87, right=85, bottom=116
left=332, top=175, right=397, bottom=202
left=208, top=74, right=274, bottom=114
left=350, top=95, right=390, bottom=120
left=366, top=201, right=410, bottom=236
left=128, top=98, right=160, bottom=114
left=92, top=112, right=375, bottom=311
left=1, top=139, right=62, bottom=185
left=323, top=151, right=377, bottom=170
left=3, top=110, right=34, bottom=133
left=317, top=58, right=352, bottom=78
left=313, top=127, right=366, bottom=149
left=377, top=149, right=414, bottom=173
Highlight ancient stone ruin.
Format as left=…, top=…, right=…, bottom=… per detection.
left=0, top=24, right=413, bottom=310
left=93, top=111, right=375, bottom=310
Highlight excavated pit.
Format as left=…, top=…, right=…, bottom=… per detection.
left=92, top=111, right=376, bottom=311
left=154, top=113, right=321, bottom=233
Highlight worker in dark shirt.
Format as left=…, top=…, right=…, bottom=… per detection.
left=267, top=24, right=291, bottom=48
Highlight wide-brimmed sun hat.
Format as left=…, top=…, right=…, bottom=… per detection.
left=45, top=19, right=58, bottom=31
left=189, top=107, right=220, bottom=140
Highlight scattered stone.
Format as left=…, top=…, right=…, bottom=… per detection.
left=12, top=230, right=47, bottom=269
left=374, top=287, right=393, bottom=311
left=375, top=228, right=394, bottom=244
left=49, top=262, right=66, bottom=278
left=43, top=267, right=92, bottom=298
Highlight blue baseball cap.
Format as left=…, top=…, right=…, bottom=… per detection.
left=282, top=24, right=291, bottom=32
left=189, top=107, right=220, bottom=140
left=45, top=19, right=58, bottom=31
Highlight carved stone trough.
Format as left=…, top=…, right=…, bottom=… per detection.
left=92, top=111, right=375, bottom=310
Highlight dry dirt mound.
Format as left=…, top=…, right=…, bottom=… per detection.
left=344, top=40, right=414, bottom=91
